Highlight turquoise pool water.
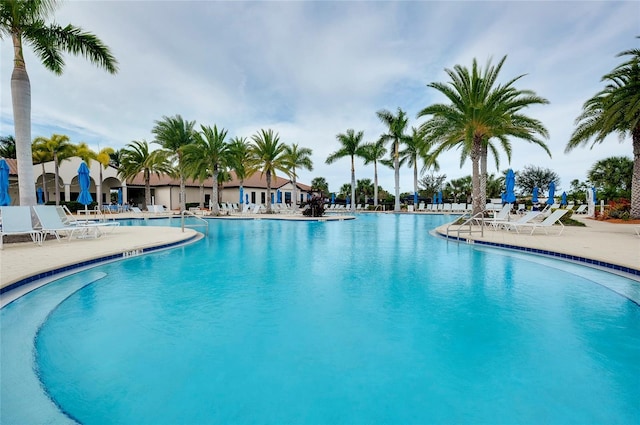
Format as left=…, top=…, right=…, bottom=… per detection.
left=3, top=214, right=640, bottom=424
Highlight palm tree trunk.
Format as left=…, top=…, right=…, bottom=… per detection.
left=350, top=155, right=356, bottom=212
left=471, top=137, right=483, bottom=215
left=292, top=167, right=298, bottom=206
left=41, top=163, right=48, bottom=203
left=266, top=171, right=272, bottom=213
left=374, top=160, right=379, bottom=207
left=98, top=167, right=104, bottom=209
left=144, top=170, right=151, bottom=210
left=212, top=169, right=220, bottom=215
left=413, top=162, right=418, bottom=205
left=394, top=142, right=400, bottom=212
left=11, top=51, right=37, bottom=206
left=199, top=184, right=204, bottom=209
left=480, top=143, right=488, bottom=208
left=54, top=154, right=60, bottom=206
left=631, top=126, right=640, bottom=219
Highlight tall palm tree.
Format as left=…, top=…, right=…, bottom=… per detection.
left=118, top=140, right=172, bottom=209
left=377, top=108, right=411, bottom=212
left=250, top=129, right=290, bottom=213
left=32, top=133, right=75, bottom=205
left=418, top=56, right=549, bottom=215
left=566, top=41, right=640, bottom=218
left=95, top=147, right=114, bottom=209
left=284, top=143, right=313, bottom=206
left=183, top=125, right=229, bottom=216
left=326, top=128, right=365, bottom=212
left=31, top=141, right=52, bottom=203
left=152, top=115, right=196, bottom=212
left=359, top=139, right=386, bottom=206
left=0, top=0, right=117, bottom=206
left=228, top=136, right=255, bottom=207
left=400, top=127, right=440, bottom=205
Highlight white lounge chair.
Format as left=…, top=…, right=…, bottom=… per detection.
left=0, top=206, right=41, bottom=249
left=510, top=208, right=569, bottom=235
left=33, top=205, right=118, bottom=242
left=500, top=211, right=542, bottom=232
left=485, top=204, right=512, bottom=229
left=574, top=205, right=587, bottom=214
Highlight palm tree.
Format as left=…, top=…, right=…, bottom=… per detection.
left=118, top=140, right=172, bottom=209
left=377, top=108, right=411, bottom=212
left=418, top=56, right=549, bottom=215
left=152, top=115, right=196, bottom=212
left=0, top=135, right=16, bottom=158
left=1, top=0, right=117, bottom=206
left=446, top=176, right=473, bottom=204
left=31, top=141, right=52, bottom=203
left=356, top=178, right=374, bottom=204
left=183, top=125, right=229, bottom=216
left=359, top=139, right=386, bottom=206
left=326, top=129, right=365, bottom=212
left=95, top=147, right=114, bottom=209
left=566, top=41, right=640, bottom=218
left=250, top=129, right=290, bottom=213
left=284, top=143, right=313, bottom=206
left=32, top=134, right=75, bottom=205
left=311, top=177, right=329, bottom=198
left=400, top=127, right=440, bottom=205
left=228, top=136, right=255, bottom=206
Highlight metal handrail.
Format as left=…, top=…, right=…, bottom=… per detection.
left=181, top=210, right=209, bottom=234
left=446, top=210, right=485, bottom=240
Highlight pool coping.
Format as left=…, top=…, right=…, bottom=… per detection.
left=434, top=229, right=640, bottom=280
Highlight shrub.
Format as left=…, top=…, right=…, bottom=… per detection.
left=302, top=196, right=325, bottom=217
left=607, top=198, right=631, bottom=219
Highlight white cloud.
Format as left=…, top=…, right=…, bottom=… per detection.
left=1, top=0, right=637, bottom=194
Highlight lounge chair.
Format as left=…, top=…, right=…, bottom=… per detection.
left=500, top=211, right=542, bottom=232
left=510, top=208, right=569, bottom=235
left=485, top=204, right=512, bottom=229
left=33, top=205, right=118, bottom=242
left=0, top=206, right=41, bottom=249
left=574, top=205, right=587, bottom=214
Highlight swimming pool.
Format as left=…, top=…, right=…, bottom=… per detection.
left=2, top=214, right=639, bottom=424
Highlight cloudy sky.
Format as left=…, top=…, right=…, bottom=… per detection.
left=1, top=0, right=638, bottom=194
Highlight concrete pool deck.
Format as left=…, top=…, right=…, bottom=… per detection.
left=0, top=212, right=638, bottom=302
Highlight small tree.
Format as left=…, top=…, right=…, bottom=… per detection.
left=587, top=156, right=633, bottom=201
left=516, top=165, right=560, bottom=196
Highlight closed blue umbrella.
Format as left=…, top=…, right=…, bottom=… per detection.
left=501, top=191, right=506, bottom=203
left=532, top=187, right=539, bottom=203
left=77, top=161, right=93, bottom=214
left=37, top=187, right=44, bottom=204
left=437, top=190, right=443, bottom=204
left=592, top=187, right=597, bottom=203
left=546, top=182, right=555, bottom=205
left=346, top=195, right=350, bottom=205
left=117, top=187, right=123, bottom=205
left=239, top=186, right=244, bottom=204
left=505, top=169, right=516, bottom=203
left=432, top=194, right=436, bottom=204
left=413, top=191, right=418, bottom=205
left=277, top=189, right=282, bottom=203
left=245, top=193, right=249, bottom=204
left=561, top=192, right=567, bottom=206
left=331, top=193, right=335, bottom=204
left=0, top=159, right=10, bottom=206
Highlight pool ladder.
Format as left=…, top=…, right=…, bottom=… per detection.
left=181, top=210, right=209, bottom=234
left=445, top=211, right=485, bottom=241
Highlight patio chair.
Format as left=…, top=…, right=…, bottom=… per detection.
left=510, top=208, right=569, bottom=235
left=33, top=205, right=118, bottom=242
left=484, top=204, right=512, bottom=229
left=574, top=205, right=587, bottom=214
left=500, top=211, right=542, bottom=232
left=0, top=206, right=41, bottom=249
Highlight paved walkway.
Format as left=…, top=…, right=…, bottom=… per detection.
left=435, top=215, right=639, bottom=274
